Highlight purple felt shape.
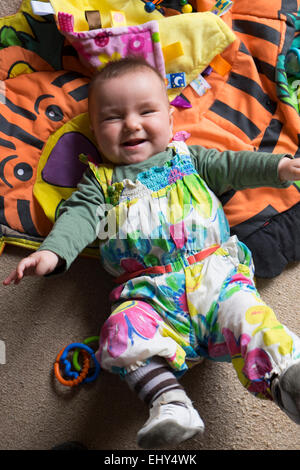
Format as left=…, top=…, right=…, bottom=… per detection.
left=42, top=132, right=101, bottom=187
left=170, top=95, right=192, bottom=108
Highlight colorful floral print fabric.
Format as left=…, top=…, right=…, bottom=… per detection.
left=92, top=142, right=300, bottom=400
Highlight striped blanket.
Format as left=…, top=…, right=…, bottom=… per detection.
left=174, top=0, right=300, bottom=277
left=0, top=0, right=300, bottom=278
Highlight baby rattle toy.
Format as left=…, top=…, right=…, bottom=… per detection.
left=144, top=0, right=163, bottom=12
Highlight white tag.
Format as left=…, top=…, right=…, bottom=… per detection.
left=31, top=1, right=55, bottom=15
left=190, top=74, right=211, bottom=96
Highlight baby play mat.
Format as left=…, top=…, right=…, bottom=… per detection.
left=1, top=0, right=300, bottom=278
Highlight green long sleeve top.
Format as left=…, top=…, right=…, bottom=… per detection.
left=38, top=145, right=291, bottom=271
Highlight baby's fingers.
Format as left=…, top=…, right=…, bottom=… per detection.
left=289, top=161, right=300, bottom=181
left=3, top=257, right=37, bottom=286
left=16, top=257, right=38, bottom=278
left=3, top=269, right=19, bottom=286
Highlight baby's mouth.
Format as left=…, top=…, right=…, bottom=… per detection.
left=122, top=138, right=146, bottom=147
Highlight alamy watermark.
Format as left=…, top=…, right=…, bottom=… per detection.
left=95, top=200, right=210, bottom=242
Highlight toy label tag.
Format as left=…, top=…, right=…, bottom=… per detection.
left=190, top=74, right=211, bottom=96
left=85, top=10, right=102, bottom=30
left=110, top=11, right=127, bottom=27
left=31, top=1, right=55, bottom=15
left=166, top=73, right=186, bottom=89
left=211, top=0, right=233, bottom=16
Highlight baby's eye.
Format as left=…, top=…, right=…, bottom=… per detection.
left=105, top=116, right=121, bottom=121
left=141, top=109, right=155, bottom=115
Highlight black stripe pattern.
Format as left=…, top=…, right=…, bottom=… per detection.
left=0, top=195, right=8, bottom=227
left=51, top=71, right=85, bottom=88
left=258, top=119, right=283, bottom=152
left=228, top=72, right=277, bottom=113
left=233, top=20, right=281, bottom=45
left=253, top=58, right=276, bottom=82
left=68, top=84, right=89, bottom=102
left=17, top=199, right=40, bottom=237
left=0, top=137, right=16, bottom=150
left=0, top=113, right=44, bottom=150
left=210, top=100, right=261, bottom=140
left=2, top=97, right=37, bottom=121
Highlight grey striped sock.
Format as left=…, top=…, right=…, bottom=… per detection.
left=124, top=357, right=184, bottom=405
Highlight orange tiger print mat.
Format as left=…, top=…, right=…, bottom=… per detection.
left=1, top=0, right=300, bottom=277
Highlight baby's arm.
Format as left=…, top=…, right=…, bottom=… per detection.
left=278, top=157, right=300, bottom=182
left=190, top=146, right=296, bottom=194
left=3, top=167, right=106, bottom=286
left=3, top=250, right=60, bottom=285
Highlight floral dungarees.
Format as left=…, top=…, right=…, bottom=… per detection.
left=89, top=142, right=300, bottom=400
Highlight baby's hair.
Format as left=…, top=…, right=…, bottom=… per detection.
left=88, top=56, right=167, bottom=103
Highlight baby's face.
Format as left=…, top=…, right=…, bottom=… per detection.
left=89, top=69, right=173, bottom=165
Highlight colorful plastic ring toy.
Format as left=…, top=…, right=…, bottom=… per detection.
left=61, top=343, right=101, bottom=383
left=72, top=336, right=99, bottom=372
left=54, top=346, right=90, bottom=387
left=54, top=342, right=101, bottom=386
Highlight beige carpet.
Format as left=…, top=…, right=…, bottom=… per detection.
left=1, top=0, right=300, bottom=451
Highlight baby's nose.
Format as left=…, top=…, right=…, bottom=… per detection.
left=124, top=114, right=142, bottom=130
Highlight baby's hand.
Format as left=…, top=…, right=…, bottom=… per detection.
left=3, top=250, right=60, bottom=286
left=278, top=156, right=300, bottom=182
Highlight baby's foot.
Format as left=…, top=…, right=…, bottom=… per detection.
left=271, top=361, right=300, bottom=424
left=137, top=390, right=204, bottom=449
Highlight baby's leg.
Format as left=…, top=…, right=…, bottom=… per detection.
left=213, top=272, right=300, bottom=422
left=125, top=356, right=204, bottom=448
left=96, top=300, right=204, bottom=448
